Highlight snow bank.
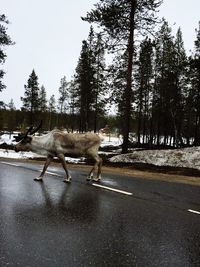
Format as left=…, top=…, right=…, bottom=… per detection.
left=0, top=133, right=121, bottom=163
left=110, top=146, right=200, bottom=170
left=1, top=132, right=200, bottom=171
left=100, top=135, right=122, bottom=147
left=0, top=133, right=17, bottom=145
left=0, top=149, right=85, bottom=164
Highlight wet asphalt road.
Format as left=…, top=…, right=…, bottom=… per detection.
left=0, top=160, right=200, bottom=267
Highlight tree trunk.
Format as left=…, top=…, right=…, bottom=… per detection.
left=122, top=0, right=136, bottom=153
left=193, top=114, right=200, bottom=145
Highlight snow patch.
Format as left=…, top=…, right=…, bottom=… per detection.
left=1, top=133, right=200, bottom=171
left=110, top=147, right=200, bottom=170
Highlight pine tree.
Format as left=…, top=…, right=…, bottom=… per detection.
left=39, top=85, right=48, bottom=112
left=7, top=99, right=16, bottom=110
left=37, top=85, right=48, bottom=129
left=48, top=94, right=56, bottom=130
left=57, top=76, right=69, bottom=128
left=49, top=95, right=56, bottom=113
left=107, top=50, right=129, bottom=129
left=91, top=32, right=107, bottom=132
left=80, top=27, right=107, bottom=132
left=82, top=0, right=163, bottom=152
left=151, top=21, right=187, bottom=147
left=68, top=78, right=79, bottom=132
left=0, top=14, right=13, bottom=92
left=136, top=38, right=154, bottom=145
left=184, top=62, right=195, bottom=145
left=153, top=20, right=176, bottom=146
left=21, top=70, right=40, bottom=125
left=58, top=76, right=69, bottom=114
left=7, top=99, right=16, bottom=132
left=74, top=40, right=95, bottom=132
left=187, top=22, right=200, bottom=145
left=171, top=27, right=187, bottom=146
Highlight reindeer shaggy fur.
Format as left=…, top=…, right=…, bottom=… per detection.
left=14, top=124, right=102, bottom=183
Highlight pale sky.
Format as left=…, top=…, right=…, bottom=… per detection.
left=0, top=0, right=200, bottom=109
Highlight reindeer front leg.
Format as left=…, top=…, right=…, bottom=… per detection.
left=34, top=155, right=53, bottom=181
left=57, top=154, right=72, bottom=183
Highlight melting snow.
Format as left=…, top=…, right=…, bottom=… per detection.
left=110, top=147, right=200, bottom=171
left=0, top=133, right=200, bottom=170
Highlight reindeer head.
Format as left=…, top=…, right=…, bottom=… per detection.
left=14, top=121, right=42, bottom=152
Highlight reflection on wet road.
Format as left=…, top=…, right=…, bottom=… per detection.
left=0, top=160, right=200, bottom=266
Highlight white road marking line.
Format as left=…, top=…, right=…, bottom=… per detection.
left=39, top=170, right=62, bottom=177
left=188, top=209, right=200, bottom=215
left=0, top=161, right=19, bottom=167
left=92, top=183, right=133, bottom=196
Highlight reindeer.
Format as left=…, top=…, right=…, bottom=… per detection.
left=14, top=122, right=102, bottom=183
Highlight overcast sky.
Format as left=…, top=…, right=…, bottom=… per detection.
left=1, top=0, right=200, bottom=109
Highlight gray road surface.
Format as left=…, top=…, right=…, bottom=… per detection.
left=0, top=159, right=200, bottom=267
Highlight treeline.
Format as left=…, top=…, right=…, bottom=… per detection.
left=132, top=21, right=200, bottom=148
left=0, top=68, right=109, bottom=132
left=0, top=108, right=109, bottom=134
left=1, top=1, right=200, bottom=151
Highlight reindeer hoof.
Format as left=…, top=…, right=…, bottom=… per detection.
left=86, top=177, right=91, bottom=182
left=63, top=178, right=71, bottom=183
left=92, top=178, right=101, bottom=183
left=34, top=177, right=43, bottom=182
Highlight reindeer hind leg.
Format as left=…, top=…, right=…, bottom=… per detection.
left=88, top=154, right=102, bottom=182
left=96, top=156, right=102, bottom=181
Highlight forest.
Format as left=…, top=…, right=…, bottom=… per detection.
left=0, top=1, right=200, bottom=153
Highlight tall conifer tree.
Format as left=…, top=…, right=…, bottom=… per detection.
left=58, top=76, right=69, bottom=114
left=187, top=22, right=200, bottom=145
left=75, top=40, right=95, bottom=132
left=21, top=70, right=40, bottom=125
left=0, top=14, right=13, bottom=92
left=136, top=38, right=154, bottom=145
left=39, top=85, right=48, bottom=112
left=48, top=94, right=56, bottom=130
left=82, top=0, right=163, bottom=152
left=153, top=20, right=176, bottom=145
left=92, top=32, right=107, bottom=132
